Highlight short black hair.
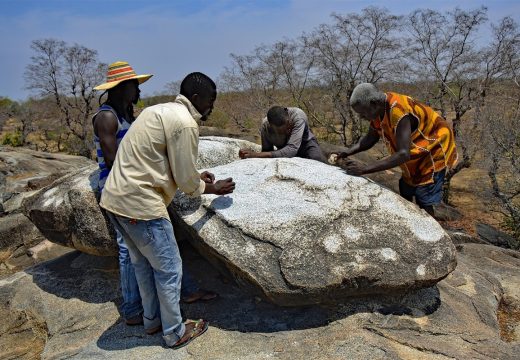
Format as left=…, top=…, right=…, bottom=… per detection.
left=180, top=72, right=216, bottom=99
left=267, top=106, right=289, bottom=126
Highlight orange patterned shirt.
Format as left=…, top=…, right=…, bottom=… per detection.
left=370, top=92, right=458, bottom=186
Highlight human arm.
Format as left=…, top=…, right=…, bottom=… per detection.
left=238, top=120, right=275, bottom=159
left=167, top=127, right=207, bottom=197
left=261, top=120, right=275, bottom=152
left=338, top=126, right=380, bottom=159
left=93, top=112, right=119, bottom=169
left=238, top=149, right=273, bottom=159
left=167, top=128, right=236, bottom=196
left=343, top=115, right=413, bottom=176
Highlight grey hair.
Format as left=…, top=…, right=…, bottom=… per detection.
left=349, top=83, right=385, bottom=107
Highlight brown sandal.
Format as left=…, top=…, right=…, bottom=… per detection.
left=182, top=290, right=219, bottom=304
left=170, top=319, right=208, bottom=349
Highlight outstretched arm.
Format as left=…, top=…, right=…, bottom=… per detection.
left=339, top=126, right=380, bottom=158
left=343, top=115, right=412, bottom=176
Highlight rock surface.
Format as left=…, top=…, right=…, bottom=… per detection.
left=0, top=242, right=518, bottom=359
left=477, top=223, right=519, bottom=249
left=171, top=157, right=457, bottom=306
left=0, top=145, right=93, bottom=196
left=0, top=146, right=93, bottom=275
left=22, top=137, right=261, bottom=256
left=196, top=136, right=260, bottom=169
left=23, top=165, right=116, bottom=256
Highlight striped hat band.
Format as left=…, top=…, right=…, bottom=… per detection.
left=94, top=61, right=153, bottom=91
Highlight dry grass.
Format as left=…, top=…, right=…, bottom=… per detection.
left=498, top=296, right=520, bottom=342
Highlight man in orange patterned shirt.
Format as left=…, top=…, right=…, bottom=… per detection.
left=337, top=83, right=457, bottom=217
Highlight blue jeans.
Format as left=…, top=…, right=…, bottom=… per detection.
left=116, top=228, right=143, bottom=319
left=399, top=169, right=446, bottom=208
left=116, top=230, right=199, bottom=320
left=108, top=212, right=186, bottom=346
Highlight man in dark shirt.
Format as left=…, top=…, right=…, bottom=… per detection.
left=239, top=106, right=326, bottom=162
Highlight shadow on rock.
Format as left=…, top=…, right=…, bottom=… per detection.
left=26, top=250, right=120, bottom=304
left=209, top=195, right=234, bottom=210
left=95, top=241, right=441, bottom=351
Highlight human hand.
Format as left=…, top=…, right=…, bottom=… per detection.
left=238, top=149, right=256, bottom=159
left=336, top=151, right=350, bottom=159
left=200, top=171, right=215, bottom=184
left=214, top=178, right=235, bottom=195
left=343, top=159, right=365, bottom=176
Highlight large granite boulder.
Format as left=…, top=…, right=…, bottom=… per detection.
left=0, top=147, right=90, bottom=275
left=22, top=137, right=260, bottom=256
left=23, top=164, right=116, bottom=256
left=171, top=157, right=457, bottom=306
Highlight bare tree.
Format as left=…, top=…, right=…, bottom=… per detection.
left=303, top=7, right=402, bottom=145
left=479, top=18, right=520, bottom=245
left=164, top=80, right=182, bottom=95
left=407, top=7, right=488, bottom=202
left=25, top=39, right=105, bottom=158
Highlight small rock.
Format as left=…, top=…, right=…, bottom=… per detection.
left=476, top=223, right=517, bottom=249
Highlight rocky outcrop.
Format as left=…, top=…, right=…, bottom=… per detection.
left=23, top=165, right=116, bottom=256
left=171, top=157, right=457, bottom=306
left=22, top=137, right=261, bottom=256
left=0, top=252, right=120, bottom=359
left=0, top=243, right=518, bottom=359
left=0, top=146, right=93, bottom=276
left=477, top=223, right=519, bottom=249
left=0, top=145, right=93, bottom=197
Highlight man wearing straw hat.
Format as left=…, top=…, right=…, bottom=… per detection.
left=100, top=72, right=234, bottom=348
left=93, top=61, right=152, bottom=327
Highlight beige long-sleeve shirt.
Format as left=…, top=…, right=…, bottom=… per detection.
left=99, top=94, right=206, bottom=220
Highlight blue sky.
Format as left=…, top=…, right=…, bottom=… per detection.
left=1, top=0, right=519, bottom=100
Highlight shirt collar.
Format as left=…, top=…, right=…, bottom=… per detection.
left=174, top=94, right=202, bottom=121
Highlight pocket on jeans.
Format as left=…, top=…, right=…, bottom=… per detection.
left=118, top=217, right=154, bottom=248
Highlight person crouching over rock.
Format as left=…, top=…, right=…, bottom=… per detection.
left=100, top=72, right=235, bottom=349
left=238, top=106, right=326, bottom=162
left=336, top=83, right=457, bottom=218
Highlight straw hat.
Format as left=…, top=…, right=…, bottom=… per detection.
left=94, top=61, right=153, bottom=90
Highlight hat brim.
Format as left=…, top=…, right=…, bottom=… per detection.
left=94, top=74, right=153, bottom=91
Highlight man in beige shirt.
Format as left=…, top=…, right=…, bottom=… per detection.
left=100, top=72, right=235, bottom=349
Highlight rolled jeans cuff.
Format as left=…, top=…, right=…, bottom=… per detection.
left=163, top=322, right=186, bottom=347
left=143, top=314, right=161, bottom=331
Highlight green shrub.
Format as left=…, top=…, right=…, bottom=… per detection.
left=2, top=131, right=23, bottom=146
left=501, top=215, right=520, bottom=250
left=206, top=109, right=230, bottom=129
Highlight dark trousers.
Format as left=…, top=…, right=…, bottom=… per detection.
left=399, top=169, right=446, bottom=208
left=297, top=138, right=326, bottom=163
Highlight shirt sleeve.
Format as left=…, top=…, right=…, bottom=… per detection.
left=271, top=112, right=305, bottom=158
left=167, top=126, right=205, bottom=197
left=260, top=118, right=274, bottom=152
